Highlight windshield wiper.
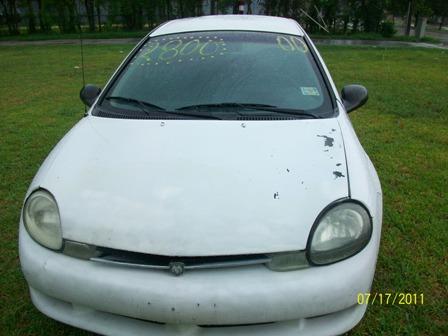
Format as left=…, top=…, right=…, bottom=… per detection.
left=177, top=103, right=320, bottom=119
left=105, top=96, right=221, bottom=120
left=106, top=96, right=166, bottom=112
left=178, top=102, right=270, bottom=110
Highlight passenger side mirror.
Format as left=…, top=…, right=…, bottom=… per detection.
left=341, top=85, right=368, bottom=113
left=80, top=84, right=101, bottom=107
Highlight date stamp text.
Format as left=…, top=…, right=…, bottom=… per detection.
left=357, top=293, right=424, bottom=305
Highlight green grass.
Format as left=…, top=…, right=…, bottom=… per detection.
left=311, top=32, right=441, bottom=44
left=0, top=44, right=447, bottom=335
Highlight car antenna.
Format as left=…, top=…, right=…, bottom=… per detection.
left=299, top=8, right=329, bottom=33
left=78, top=4, right=87, bottom=113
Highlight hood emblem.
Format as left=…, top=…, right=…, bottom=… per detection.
left=169, top=261, right=185, bottom=276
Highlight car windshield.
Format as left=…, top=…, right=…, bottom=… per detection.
left=97, top=31, right=334, bottom=119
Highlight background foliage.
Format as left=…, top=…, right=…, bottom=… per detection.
left=1, top=0, right=448, bottom=37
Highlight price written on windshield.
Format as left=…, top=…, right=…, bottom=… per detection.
left=135, top=36, right=227, bottom=64
left=132, top=34, right=308, bottom=67
left=276, top=35, right=309, bottom=53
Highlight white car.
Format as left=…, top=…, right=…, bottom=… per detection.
left=19, top=15, right=382, bottom=336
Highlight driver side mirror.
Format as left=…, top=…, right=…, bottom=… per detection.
left=341, top=84, right=368, bottom=113
left=80, top=84, right=101, bottom=107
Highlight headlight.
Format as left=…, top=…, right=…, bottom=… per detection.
left=23, top=189, right=63, bottom=250
left=308, top=201, right=372, bottom=265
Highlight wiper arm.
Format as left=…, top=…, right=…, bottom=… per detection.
left=177, top=102, right=320, bottom=119
left=105, top=96, right=221, bottom=120
left=177, top=102, right=273, bottom=110
left=247, top=106, right=320, bottom=119
left=163, top=110, right=222, bottom=120
left=106, top=96, right=166, bottom=112
left=177, top=102, right=253, bottom=117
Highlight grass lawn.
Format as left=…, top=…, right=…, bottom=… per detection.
left=0, top=44, right=447, bottom=335
left=311, top=33, right=441, bottom=44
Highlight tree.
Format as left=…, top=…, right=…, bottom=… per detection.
left=23, top=0, right=37, bottom=33
left=35, top=0, right=51, bottom=32
left=0, top=0, right=20, bottom=35
left=432, top=0, right=448, bottom=29
left=47, top=0, right=78, bottom=33
left=84, top=0, right=95, bottom=31
left=120, top=0, right=145, bottom=30
left=96, top=0, right=103, bottom=31
left=217, top=0, right=235, bottom=14
left=4, top=0, right=442, bottom=38
left=210, top=0, right=216, bottom=14
left=360, top=0, right=387, bottom=33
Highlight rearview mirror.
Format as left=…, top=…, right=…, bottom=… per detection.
left=80, top=84, right=101, bottom=107
left=341, top=85, right=368, bottom=113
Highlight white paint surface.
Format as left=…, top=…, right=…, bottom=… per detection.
left=151, top=15, right=304, bottom=37
left=31, top=117, right=347, bottom=256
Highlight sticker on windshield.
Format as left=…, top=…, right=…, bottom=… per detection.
left=300, top=87, right=320, bottom=96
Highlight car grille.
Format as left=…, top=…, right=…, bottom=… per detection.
left=90, top=246, right=271, bottom=275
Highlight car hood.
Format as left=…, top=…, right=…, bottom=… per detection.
left=35, top=117, right=348, bottom=256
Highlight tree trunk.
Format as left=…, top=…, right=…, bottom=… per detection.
left=439, top=15, right=445, bottom=30
left=36, top=0, right=48, bottom=32
left=210, top=0, right=215, bottom=15
left=352, top=18, right=359, bottom=33
left=405, top=1, right=413, bottom=36
left=55, top=2, right=65, bottom=33
left=55, top=1, right=77, bottom=34
left=84, top=0, right=95, bottom=32
left=246, top=0, right=252, bottom=14
left=178, top=0, right=184, bottom=17
left=96, top=1, right=101, bottom=32
left=282, top=0, right=290, bottom=17
left=26, top=0, right=36, bottom=33
left=264, top=0, right=271, bottom=15
left=343, top=15, right=349, bottom=33
left=233, top=1, right=238, bottom=14
left=0, top=0, right=20, bottom=35
left=166, top=0, right=172, bottom=20
left=135, top=4, right=143, bottom=30
left=67, top=0, right=78, bottom=33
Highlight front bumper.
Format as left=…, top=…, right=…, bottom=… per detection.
left=20, top=219, right=381, bottom=336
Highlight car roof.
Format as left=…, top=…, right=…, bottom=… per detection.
left=150, top=15, right=304, bottom=37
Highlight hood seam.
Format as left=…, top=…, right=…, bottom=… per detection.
left=336, top=118, right=351, bottom=198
